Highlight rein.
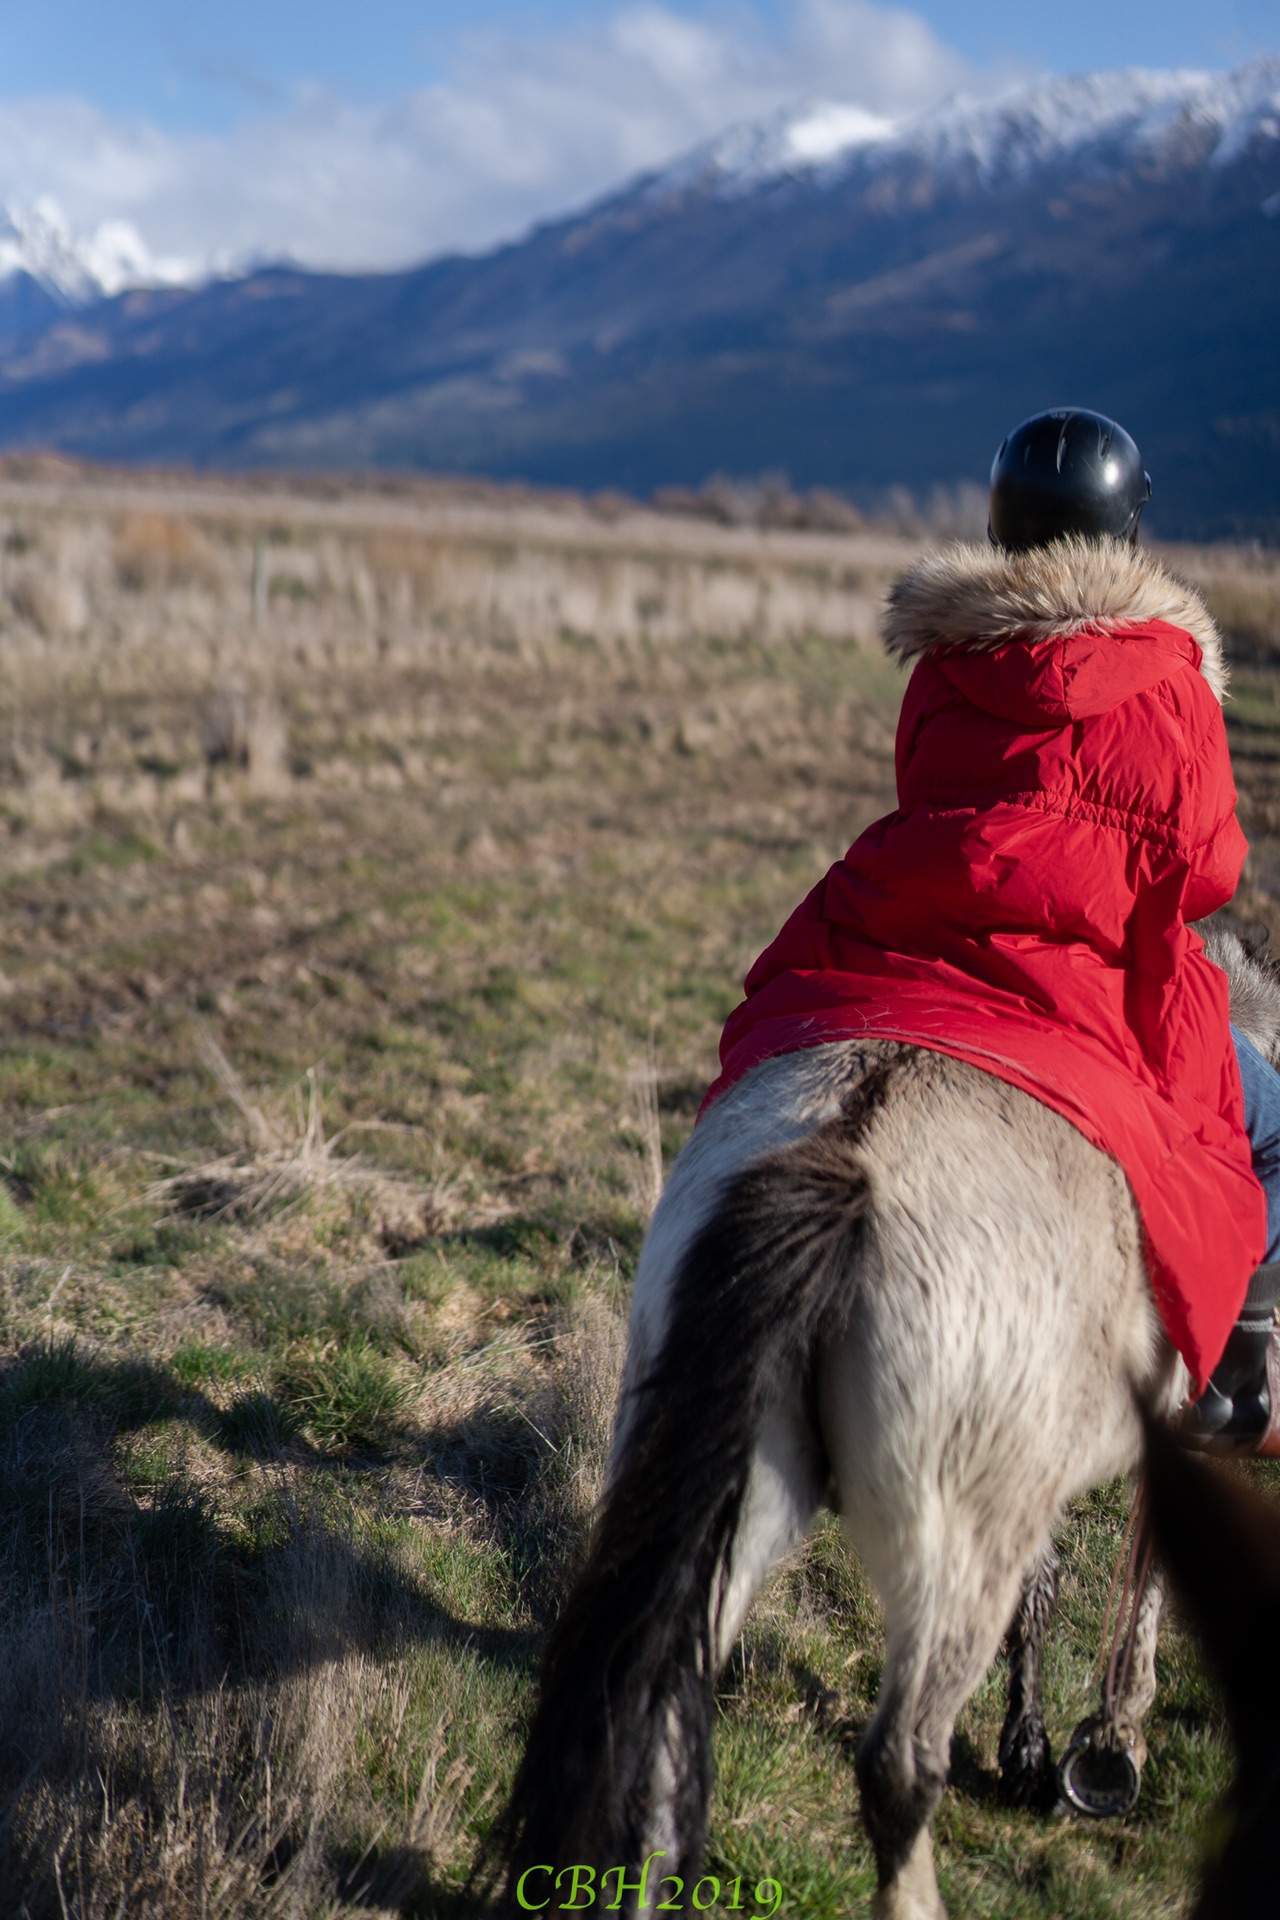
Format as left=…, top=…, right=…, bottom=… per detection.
left=1059, top=1473, right=1156, bottom=1818
left=1099, top=1474, right=1157, bottom=1726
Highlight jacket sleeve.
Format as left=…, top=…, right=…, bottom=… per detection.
left=1181, top=696, right=1247, bottom=922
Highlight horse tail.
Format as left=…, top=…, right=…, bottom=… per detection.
left=494, top=1061, right=889, bottom=1905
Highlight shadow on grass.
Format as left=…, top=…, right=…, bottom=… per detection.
left=0, top=1316, right=618, bottom=1914
left=1, top=1337, right=371, bottom=1470
left=431, top=1208, right=646, bottom=1280
left=783, top=1652, right=1009, bottom=1813
left=948, top=1730, right=1000, bottom=1806
left=333, top=1841, right=490, bottom=1918
left=0, top=1339, right=542, bottom=1697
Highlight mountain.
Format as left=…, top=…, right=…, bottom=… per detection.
left=0, top=201, right=194, bottom=344
left=1, top=60, right=1279, bottom=537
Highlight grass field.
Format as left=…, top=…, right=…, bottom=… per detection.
left=1, top=466, right=1279, bottom=1917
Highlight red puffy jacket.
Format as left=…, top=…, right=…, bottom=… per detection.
left=704, top=539, right=1265, bottom=1388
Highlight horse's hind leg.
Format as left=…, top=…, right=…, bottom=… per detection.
left=1112, top=1567, right=1166, bottom=1769
left=717, top=1401, right=826, bottom=1653
left=830, top=1423, right=1044, bottom=1918
left=1067, top=1562, right=1166, bottom=1777
left=823, top=1341, right=1052, bottom=1915
left=998, top=1543, right=1060, bottom=1810
left=854, top=1554, right=1019, bottom=1920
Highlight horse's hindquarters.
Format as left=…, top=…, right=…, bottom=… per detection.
left=822, top=1048, right=1168, bottom=1573
left=814, top=1049, right=1171, bottom=1908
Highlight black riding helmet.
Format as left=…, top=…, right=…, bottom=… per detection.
left=988, top=409, right=1151, bottom=552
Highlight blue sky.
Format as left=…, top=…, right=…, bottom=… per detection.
left=0, top=0, right=1276, bottom=277
left=3, top=0, right=1276, bottom=125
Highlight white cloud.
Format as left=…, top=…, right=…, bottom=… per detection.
left=0, top=0, right=980, bottom=280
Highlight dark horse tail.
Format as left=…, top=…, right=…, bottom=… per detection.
left=492, top=1065, right=889, bottom=1907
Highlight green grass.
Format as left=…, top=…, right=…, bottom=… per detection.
left=273, top=1337, right=411, bottom=1454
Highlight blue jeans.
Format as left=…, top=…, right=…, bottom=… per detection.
left=1233, top=1026, right=1280, bottom=1266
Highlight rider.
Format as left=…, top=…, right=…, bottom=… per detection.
left=702, top=408, right=1280, bottom=1452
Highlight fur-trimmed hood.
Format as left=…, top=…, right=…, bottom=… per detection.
left=883, top=537, right=1227, bottom=703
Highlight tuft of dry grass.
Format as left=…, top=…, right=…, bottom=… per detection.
left=624, top=1051, right=665, bottom=1220
left=199, top=685, right=288, bottom=785
left=145, top=1025, right=447, bottom=1234
left=1168, top=544, right=1280, bottom=663
left=114, top=512, right=218, bottom=593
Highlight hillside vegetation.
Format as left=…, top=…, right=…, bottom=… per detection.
left=1, top=465, right=1279, bottom=1917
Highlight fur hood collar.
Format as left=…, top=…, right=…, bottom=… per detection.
left=883, top=537, right=1227, bottom=702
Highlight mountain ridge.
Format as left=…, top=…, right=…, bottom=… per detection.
left=630, top=54, right=1280, bottom=207
left=0, top=57, right=1278, bottom=538
left=0, top=199, right=197, bottom=345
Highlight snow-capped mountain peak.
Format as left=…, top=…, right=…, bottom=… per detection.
left=0, top=198, right=197, bottom=308
left=637, top=53, right=1280, bottom=205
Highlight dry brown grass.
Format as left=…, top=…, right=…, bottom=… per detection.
left=114, top=512, right=220, bottom=593
left=0, top=464, right=1272, bottom=1917
left=144, top=1025, right=451, bottom=1235
left=1166, top=541, right=1280, bottom=662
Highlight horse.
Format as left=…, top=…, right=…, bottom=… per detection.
left=494, top=919, right=1280, bottom=1918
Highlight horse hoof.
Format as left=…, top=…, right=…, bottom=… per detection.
left=872, top=1829, right=946, bottom=1919
left=997, top=1718, right=1058, bottom=1811
left=1058, top=1717, right=1142, bottom=1818
left=998, top=1760, right=1060, bottom=1812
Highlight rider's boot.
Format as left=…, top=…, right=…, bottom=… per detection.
left=1181, top=1261, right=1280, bottom=1455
